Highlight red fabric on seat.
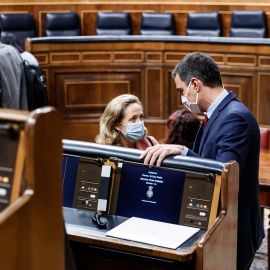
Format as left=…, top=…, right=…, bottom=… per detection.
left=260, top=127, right=269, bottom=150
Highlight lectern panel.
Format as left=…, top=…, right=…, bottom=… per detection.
left=62, top=155, right=102, bottom=210
left=63, top=154, right=217, bottom=230
left=0, top=121, right=22, bottom=211
left=72, top=158, right=102, bottom=211
left=116, top=164, right=185, bottom=224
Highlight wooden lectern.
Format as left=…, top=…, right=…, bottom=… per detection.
left=62, top=140, right=239, bottom=270
left=0, top=107, right=65, bottom=270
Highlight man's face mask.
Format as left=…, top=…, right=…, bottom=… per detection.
left=119, top=121, right=145, bottom=142
left=181, top=81, right=201, bottom=114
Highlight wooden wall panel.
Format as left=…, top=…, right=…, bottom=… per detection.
left=113, top=52, right=144, bottom=62
left=65, top=81, right=130, bottom=107
left=258, top=73, right=270, bottom=125
left=35, top=54, right=48, bottom=64
left=145, top=68, right=163, bottom=119
left=221, top=71, right=255, bottom=114
left=26, top=38, right=270, bottom=141
left=54, top=70, right=142, bottom=120
left=146, top=122, right=168, bottom=142
left=51, top=53, right=81, bottom=63
left=62, top=119, right=167, bottom=143
left=226, top=55, right=256, bottom=67
left=167, top=70, right=184, bottom=114
left=62, top=122, right=100, bottom=143
left=82, top=52, right=111, bottom=62
left=81, top=11, right=98, bottom=36
left=220, top=12, right=231, bottom=37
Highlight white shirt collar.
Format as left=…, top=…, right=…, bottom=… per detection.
left=206, top=89, right=228, bottom=119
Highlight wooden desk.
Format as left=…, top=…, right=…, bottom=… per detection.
left=63, top=152, right=239, bottom=270
left=259, top=150, right=270, bottom=207
left=64, top=208, right=203, bottom=270
left=258, top=150, right=270, bottom=270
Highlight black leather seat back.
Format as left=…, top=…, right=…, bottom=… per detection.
left=186, top=12, right=221, bottom=37
left=96, top=12, right=131, bottom=35
left=140, top=13, right=175, bottom=35
left=45, top=12, right=81, bottom=37
left=1, top=13, right=36, bottom=50
left=230, top=10, right=267, bottom=38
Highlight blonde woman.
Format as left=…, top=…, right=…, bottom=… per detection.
left=96, top=94, right=158, bottom=150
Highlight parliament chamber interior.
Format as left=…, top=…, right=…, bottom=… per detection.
left=1, top=0, right=270, bottom=269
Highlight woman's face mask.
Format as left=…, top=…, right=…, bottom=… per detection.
left=119, top=121, right=145, bottom=142
left=181, top=81, right=201, bottom=114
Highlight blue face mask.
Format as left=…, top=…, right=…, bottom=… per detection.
left=119, top=121, right=145, bottom=142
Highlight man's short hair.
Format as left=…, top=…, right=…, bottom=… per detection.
left=171, top=52, right=223, bottom=88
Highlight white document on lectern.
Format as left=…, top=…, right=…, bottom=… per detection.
left=105, top=217, right=200, bottom=249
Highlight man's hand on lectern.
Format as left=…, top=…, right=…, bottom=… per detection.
left=139, top=144, right=184, bottom=167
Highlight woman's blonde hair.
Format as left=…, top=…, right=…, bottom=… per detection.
left=96, top=94, right=147, bottom=145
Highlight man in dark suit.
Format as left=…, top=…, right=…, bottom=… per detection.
left=140, top=52, right=264, bottom=269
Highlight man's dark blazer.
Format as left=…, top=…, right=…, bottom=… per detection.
left=187, top=91, right=264, bottom=269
